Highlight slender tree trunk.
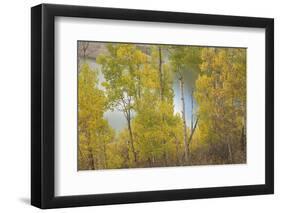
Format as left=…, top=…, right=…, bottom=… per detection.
left=158, top=47, right=169, bottom=165
left=163, top=152, right=168, bottom=166
left=85, top=131, right=95, bottom=170
left=158, top=47, right=164, bottom=100
left=78, top=147, right=86, bottom=169
left=137, top=75, right=141, bottom=100
left=191, top=88, right=194, bottom=129
left=174, top=136, right=181, bottom=165
left=188, top=117, right=199, bottom=145
left=227, top=136, right=233, bottom=163
left=82, top=42, right=89, bottom=59
left=127, top=117, right=137, bottom=164
left=148, top=156, right=152, bottom=167
left=103, top=140, right=107, bottom=169
left=240, top=125, right=246, bottom=161
left=79, top=147, right=84, bottom=161
left=134, top=64, right=142, bottom=102
left=87, top=144, right=95, bottom=170
left=180, top=76, right=189, bottom=163
left=124, top=141, right=130, bottom=167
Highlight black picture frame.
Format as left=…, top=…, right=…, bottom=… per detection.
left=31, top=3, right=274, bottom=209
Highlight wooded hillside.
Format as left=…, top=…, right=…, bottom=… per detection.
left=78, top=42, right=246, bottom=170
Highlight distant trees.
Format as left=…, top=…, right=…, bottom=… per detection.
left=79, top=41, right=90, bottom=58
left=78, top=41, right=90, bottom=66
left=78, top=43, right=247, bottom=170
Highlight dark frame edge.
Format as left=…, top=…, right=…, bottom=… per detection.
left=31, top=4, right=43, bottom=208
left=31, top=4, right=55, bottom=209
left=47, top=184, right=272, bottom=209
left=265, top=18, right=274, bottom=194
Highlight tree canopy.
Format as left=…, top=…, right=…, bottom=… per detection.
left=78, top=42, right=246, bottom=170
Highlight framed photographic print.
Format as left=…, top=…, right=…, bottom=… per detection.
left=31, top=3, right=274, bottom=209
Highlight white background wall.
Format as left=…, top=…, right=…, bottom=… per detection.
left=0, top=0, right=279, bottom=212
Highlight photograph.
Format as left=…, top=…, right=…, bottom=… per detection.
left=30, top=2, right=274, bottom=209
left=77, top=41, right=247, bottom=170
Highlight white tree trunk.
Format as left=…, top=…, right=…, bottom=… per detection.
left=180, top=77, right=189, bottom=163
